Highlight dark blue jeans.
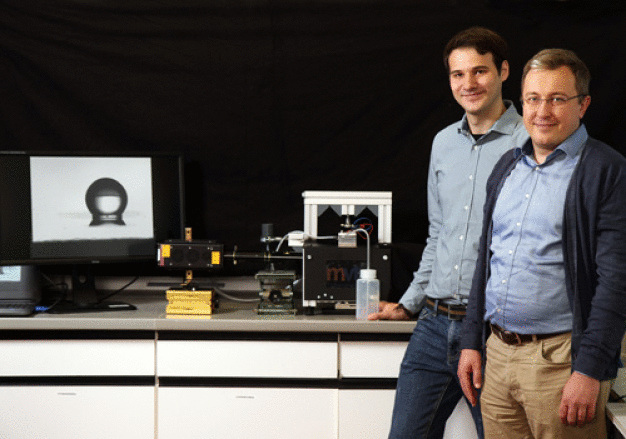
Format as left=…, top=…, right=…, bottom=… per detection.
left=388, top=306, right=484, bottom=439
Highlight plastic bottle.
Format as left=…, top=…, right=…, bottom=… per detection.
left=356, top=268, right=380, bottom=320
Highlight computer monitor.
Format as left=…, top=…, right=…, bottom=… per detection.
left=0, top=151, right=185, bottom=312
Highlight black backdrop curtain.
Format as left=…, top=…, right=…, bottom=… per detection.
left=1, top=0, right=625, bottom=280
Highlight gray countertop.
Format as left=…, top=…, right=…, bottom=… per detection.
left=0, top=291, right=416, bottom=334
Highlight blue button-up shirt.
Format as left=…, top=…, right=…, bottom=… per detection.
left=485, top=125, right=588, bottom=334
left=400, top=102, right=528, bottom=314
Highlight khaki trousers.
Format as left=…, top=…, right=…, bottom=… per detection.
left=481, top=332, right=611, bottom=439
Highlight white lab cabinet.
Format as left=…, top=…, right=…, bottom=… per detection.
left=0, top=339, right=155, bottom=376
left=338, top=337, right=478, bottom=439
left=0, top=299, right=485, bottom=439
left=0, top=386, right=155, bottom=439
left=339, top=340, right=407, bottom=378
left=157, top=339, right=338, bottom=378
left=338, top=339, right=405, bottom=438
left=443, top=400, right=479, bottom=439
left=158, top=386, right=337, bottom=439
left=0, top=337, right=155, bottom=439
left=157, top=338, right=339, bottom=439
left=338, top=389, right=396, bottom=439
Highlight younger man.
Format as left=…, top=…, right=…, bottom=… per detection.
left=369, top=27, right=528, bottom=438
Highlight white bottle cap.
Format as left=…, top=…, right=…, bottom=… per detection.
left=360, top=269, right=377, bottom=280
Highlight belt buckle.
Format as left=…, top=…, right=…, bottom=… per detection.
left=445, top=302, right=465, bottom=320
left=500, top=329, right=522, bottom=345
left=446, top=306, right=460, bottom=320
left=505, top=331, right=523, bottom=345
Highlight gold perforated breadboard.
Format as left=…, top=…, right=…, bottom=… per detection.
left=166, top=289, right=213, bottom=315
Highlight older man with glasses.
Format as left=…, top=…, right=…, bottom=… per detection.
left=457, top=48, right=626, bottom=439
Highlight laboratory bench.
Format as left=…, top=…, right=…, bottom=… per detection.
left=1, top=285, right=623, bottom=439
left=0, top=288, right=479, bottom=439
left=0, top=290, right=415, bottom=333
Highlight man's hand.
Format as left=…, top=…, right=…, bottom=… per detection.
left=559, top=372, right=600, bottom=427
left=457, top=349, right=483, bottom=407
left=367, top=301, right=411, bottom=321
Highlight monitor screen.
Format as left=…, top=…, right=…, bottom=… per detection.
left=0, top=151, right=185, bottom=312
left=0, top=151, right=184, bottom=265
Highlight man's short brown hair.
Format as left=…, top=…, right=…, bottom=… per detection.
left=443, top=26, right=509, bottom=74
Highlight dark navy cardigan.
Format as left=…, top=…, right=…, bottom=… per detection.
left=460, top=137, right=626, bottom=381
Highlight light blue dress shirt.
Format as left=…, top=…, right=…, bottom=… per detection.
left=400, top=102, right=529, bottom=314
left=485, top=125, right=588, bottom=334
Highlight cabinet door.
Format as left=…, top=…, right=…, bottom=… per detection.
left=0, top=386, right=154, bottom=439
left=0, top=339, right=155, bottom=376
left=339, top=341, right=407, bottom=378
left=158, top=387, right=338, bottom=439
left=443, top=399, right=479, bottom=439
left=157, top=340, right=337, bottom=378
left=338, top=389, right=396, bottom=439
left=338, top=390, right=477, bottom=439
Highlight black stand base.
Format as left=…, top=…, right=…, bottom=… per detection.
left=46, top=265, right=137, bottom=314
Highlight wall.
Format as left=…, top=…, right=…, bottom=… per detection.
left=1, top=0, right=625, bottom=279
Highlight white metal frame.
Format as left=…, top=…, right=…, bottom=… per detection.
left=302, top=191, right=392, bottom=244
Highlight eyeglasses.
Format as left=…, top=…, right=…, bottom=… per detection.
left=521, top=94, right=586, bottom=107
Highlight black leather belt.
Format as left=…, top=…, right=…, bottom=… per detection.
left=425, top=298, right=466, bottom=320
left=490, top=324, right=568, bottom=346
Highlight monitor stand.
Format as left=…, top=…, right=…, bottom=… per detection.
left=47, top=265, right=136, bottom=314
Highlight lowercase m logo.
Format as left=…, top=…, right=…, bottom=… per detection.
left=326, top=262, right=362, bottom=287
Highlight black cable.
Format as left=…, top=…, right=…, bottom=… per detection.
left=97, top=276, right=140, bottom=303
left=35, top=273, right=69, bottom=312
